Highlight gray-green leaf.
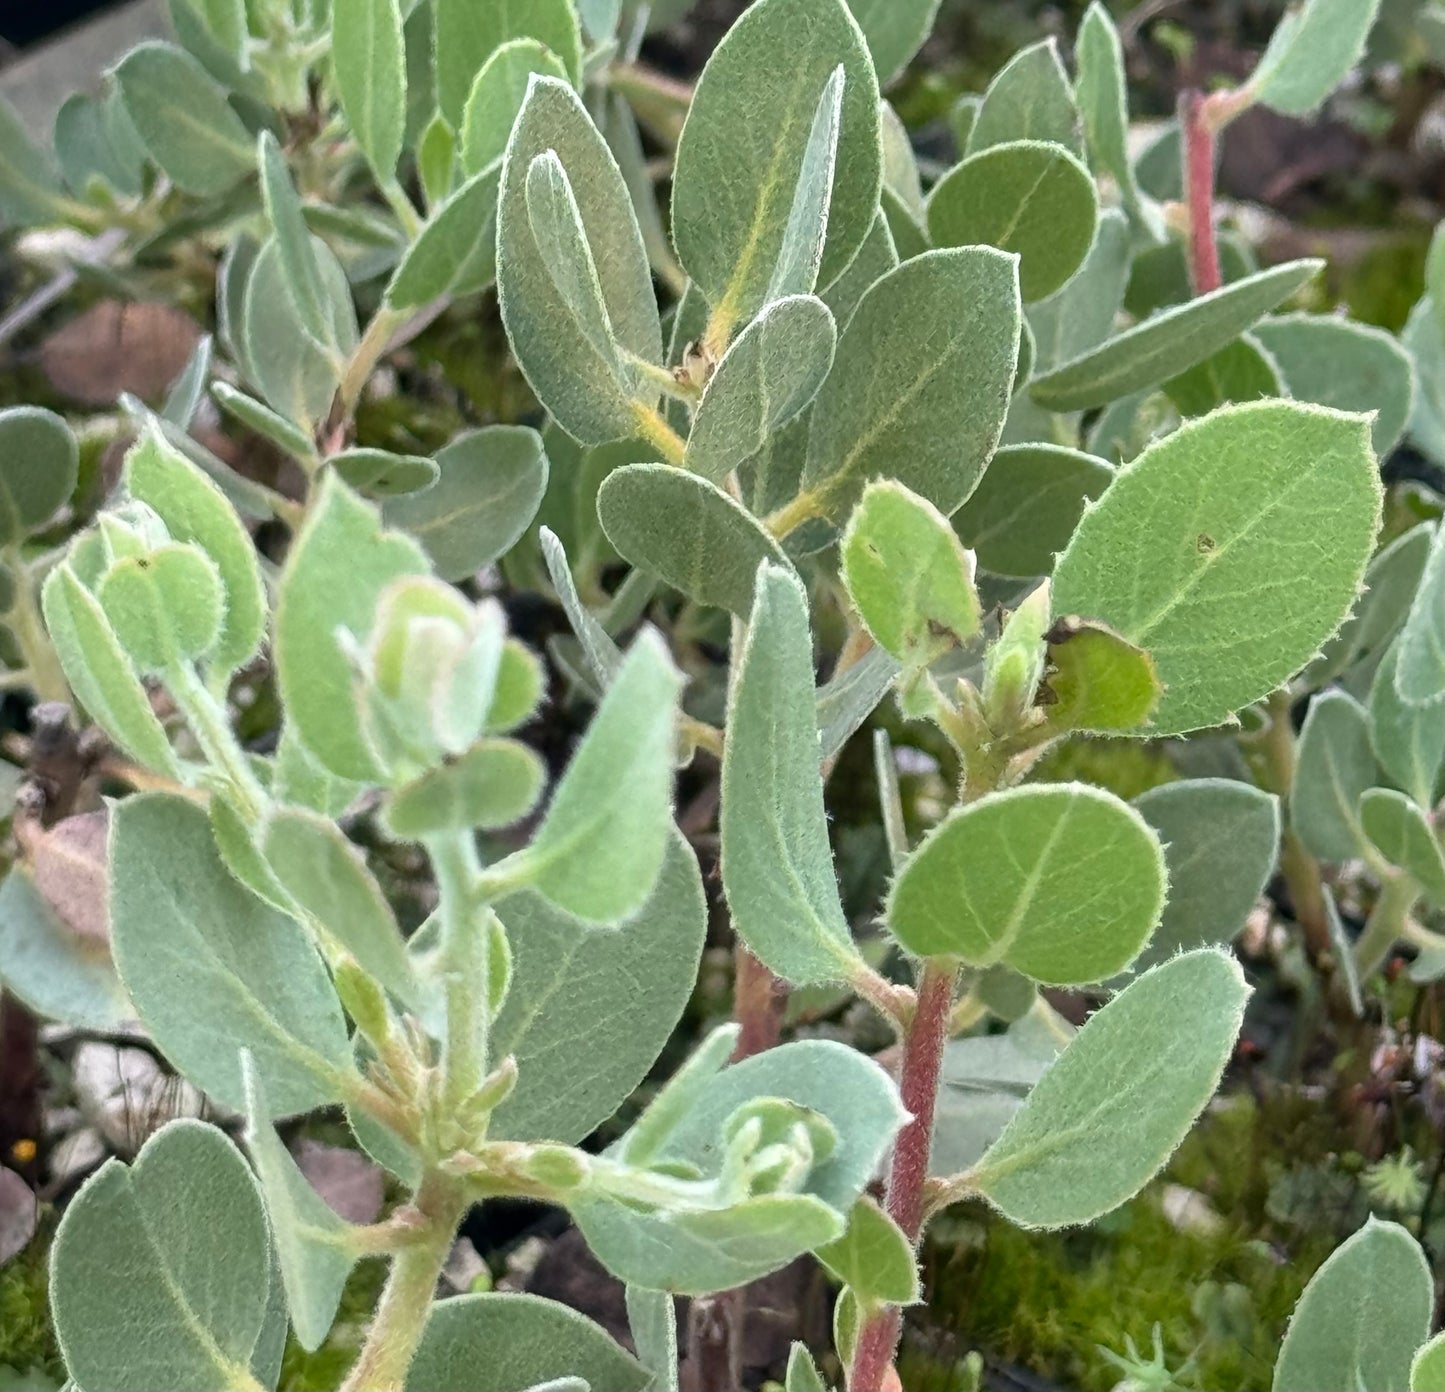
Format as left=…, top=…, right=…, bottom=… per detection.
left=1251, top=0, right=1385, bottom=117
left=433, top=0, right=583, bottom=126
left=332, top=0, right=406, bottom=181
left=966, top=39, right=1082, bottom=157
left=460, top=38, right=569, bottom=178
left=1292, top=689, right=1377, bottom=862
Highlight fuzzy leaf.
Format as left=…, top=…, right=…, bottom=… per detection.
left=840, top=480, right=980, bottom=665
left=928, top=140, right=1096, bottom=302
left=1050, top=402, right=1381, bottom=734
left=0, top=92, right=65, bottom=225
left=408, top=1294, right=648, bottom=1391
left=1252, top=0, right=1385, bottom=117
left=1163, top=334, right=1283, bottom=417
left=1413, top=1332, right=1445, bottom=1392
left=111, top=793, right=353, bottom=1115
left=844, top=0, right=941, bottom=84
left=685, top=296, right=837, bottom=484
left=384, top=426, right=548, bottom=581
left=275, top=475, right=430, bottom=783
left=671, top=0, right=880, bottom=329
left=1395, top=522, right=1445, bottom=707
left=722, top=565, right=866, bottom=985
left=887, top=783, right=1165, bottom=983
left=1075, top=4, right=1151, bottom=228
left=490, top=832, right=706, bottom=1143
left=815, top=1197, right=919, bottom=1308
left=1371, top=640, right=1445, bottom=809
left=1254, top=314, right=1415, bottom=456
left=970, top=949, right=1249, bottom=1226
left=1360, top=788, right=1445, bottom=904
left=954, top=444, right=1113, bottom=580
left=485, top=630, right=680, bottom=924
left=596, top=464, right=794, bottom=617
left=0, top=406, right=77, bottom=545
left=1041, top=617, right=1161, bottom=734
left=384, top=739, right=545, bottom=838
left=242, top=1059, right=356, bottom=1353
left=1031, top=260, right=1323, bottom=411
left=332, top=0, right=406, bottom=181
left=258, top=132, right=335, bottom=350
left=97, top=544, right=224, bottom=672
left=460, top=38, right=569, bottom=177
left=52, top=1121, right=275, bottom=1392
left=799, top=248, right=1021, bottom=522
left=966, top=39, right=1082, bottom=157
left=114, top=42, right=253, bottom=196
left=1131, top=780, right=1281, bottom=968
left=1292, top=689, right=1377, bottom=862
left=1273, top=1217, right=1430, bottom=1392
left=386, top=163, right=502, bottom=308
left=498, top=78, right=661, bottom=444
left=434, top=0, right=583, bottom=125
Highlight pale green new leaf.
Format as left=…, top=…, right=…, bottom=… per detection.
left=1292, top=690, right=1377, bottom=862
left=721, top=565, right=866, bottom=985
left=844, top=0, right=942, bottom=85
left=407, top=1293, right=649, bottom=1392
left=52, top=1121, right=274, bottom=1392
left=1413, top=1331, right=1445, bottom=1392
left=887, top=783, right=1165, bottom=983
left=1251, top=0, right=1385, bottom=117
left=786, top=1344, right=829, bottom=1392
left=1360, top=788, right=1445, bottom=905
left=114, top=42, right=253, bottom=196
left=261, top=809, right=417, bottom=1002
left=275, top=474, right=430, bottom=783
left=1253, top=313, right=1415, bottom=456
left=384, top=738, right=544, bottom=837
left=242, top=1058, right=356, bottom=1353
left=970, top=949, right=1249, bottom=1226
left=1273, top=1217, right=1430, bottom=1392
left=1031, top=260, right=1324, bottom=411
left=111, top=793, right=354, bottom=1115
left=385, top=163, right=501, bottom=308
left=98, top=544, right=224, bottom=672
left=490, top=833, right=706, bottom=1143
left=596, top=464, right=794, bottom=617
left=1131, top=780, right=1280, bottom=968
left=1050, top=402, right=1381, bottom=734
left=967, top=39, right=1082, bottom=157
left=815, top=1197, right=919, bottom=1308
left=800, top=247, right=1021, bottom=522
left=497, top=78, right=661, bottom=445
left=953, top=444, right=1113, bottom=579
left=460, top=38, right=569, bottom=177
left=840, top=479, right=980, bottom=664
left=332, top=0, right=406, bottom=181
left=434, top=0, right=583, bottom=125
left=416, top=114, right=456, bottom=208
left=485, top=630, right=681, bottom=924
left=330, top=448, right=438, bottom=498
left=928, top=140, right=1096, bottom=302
left=685, top=296, right=836, bottom=483
left=0, top=406, right=77, bottom=545
left=1041, top=618, right=1161, bottom=734
left=671, top=0, right=880, bottom=330
left=126, top=427, right=265, bottom=675
left=384, top=426, right=548, bottom=581
left=42, top=563, right=181, bottom=778
left=768, top=67, right=845, bottom=303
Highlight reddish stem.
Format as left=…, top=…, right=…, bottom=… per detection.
left=848, top=960, right=957, bottom=1392
left=732, top=946, right=785, bottom=1062
left=1181, top=90, right=1222, bottom=295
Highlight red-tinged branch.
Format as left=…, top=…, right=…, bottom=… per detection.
left=732, top=946, right=786, bottom=1061
left=1181, top=89, right=1222, bottom=296
left=848, top=959, right=958, bottom=1392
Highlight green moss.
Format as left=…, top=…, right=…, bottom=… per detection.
left=0, top=1230, right=60, bottom=1385
left=278, top=1255, right=389, bottom=1392
left=902, top=1096, right=1344, bottom=1391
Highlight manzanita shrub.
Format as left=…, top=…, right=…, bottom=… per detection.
left=4, top=0, right=1445, bottom=1386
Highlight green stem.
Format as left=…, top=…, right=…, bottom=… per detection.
left=1354, top=873, right=1420, bottom=981
left=340, top=1177, right=465, bottom=1392
left=165, top=661, right=268, bottom=822
left=381, top=179, right=423, bottom=240
left=337, top=307, right=409, bottom=424
left=426, top=831, right=490, bottom=1112
left=2, top=550, right=68, bottom=704
left=631, top=402, right=688, bottom=465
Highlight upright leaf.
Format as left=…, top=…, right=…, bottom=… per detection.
left=275, top=474, right=430, bottom=784
left=685, top=296, right=836, bottom=483
left=928, top=140, right=1097, bottom=302
left=485, top=630, right=681, bottom=924
left=1075, top=4, right=1153, bottom=229
left=385, top=164, right=502, bottom=308
left=433, top=0, right=583, bottom=125
left=799, top=248, right=1021, bottom=522
left=815, top=1197, right=919, bottom=1308
left=498, top=78, right=661, bottom=445
left=1373, top=637, right=1445, bottom=810
left=1395, top=520, right=1445, bottom=707
left=1360, top=788, right=1445, bottom=904
left=967, top=40, right=1082, bottom=156
left=258, top=132, right=334, bottom=349
left=111, top=793, right=354, bottom=1115
left=844, top=0, right=942, bottom=85
left=1031, top=260, right=1324, bottom=411
left=460, top=38, right=569, bottom=177
left=1251, top=0, right=1385, bottom=117
left=332, top=0, right=407, bottom=181
left=671, top=0, right=880, bottom=333
left=887, top=784, right=1165, bottom=983
left=52, top=1121, right=274, bottom=1392
left=114, top=42, right=254, bottom=196
left=1293, top=690, right=1377, bottom=862
left=1051, top=402, right=1381, bottom=734
left=969, top=949, right=1248, bottom=1225
left=1273, top=1217, right=1430, bottom=1392
left=0, top=407, right=77, bottom=545
left=722, top=565, right=866, bottom=985
left=490, top=833, right=706, bottom=1143
left=596, top=465, right=794, bottom=617
left=767, top=67, right=845, bottom=304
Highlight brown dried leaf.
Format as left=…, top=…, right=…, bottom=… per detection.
left=40, top=300, right=202, bottom=407
left=27, top=810, right=109, bottom=949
